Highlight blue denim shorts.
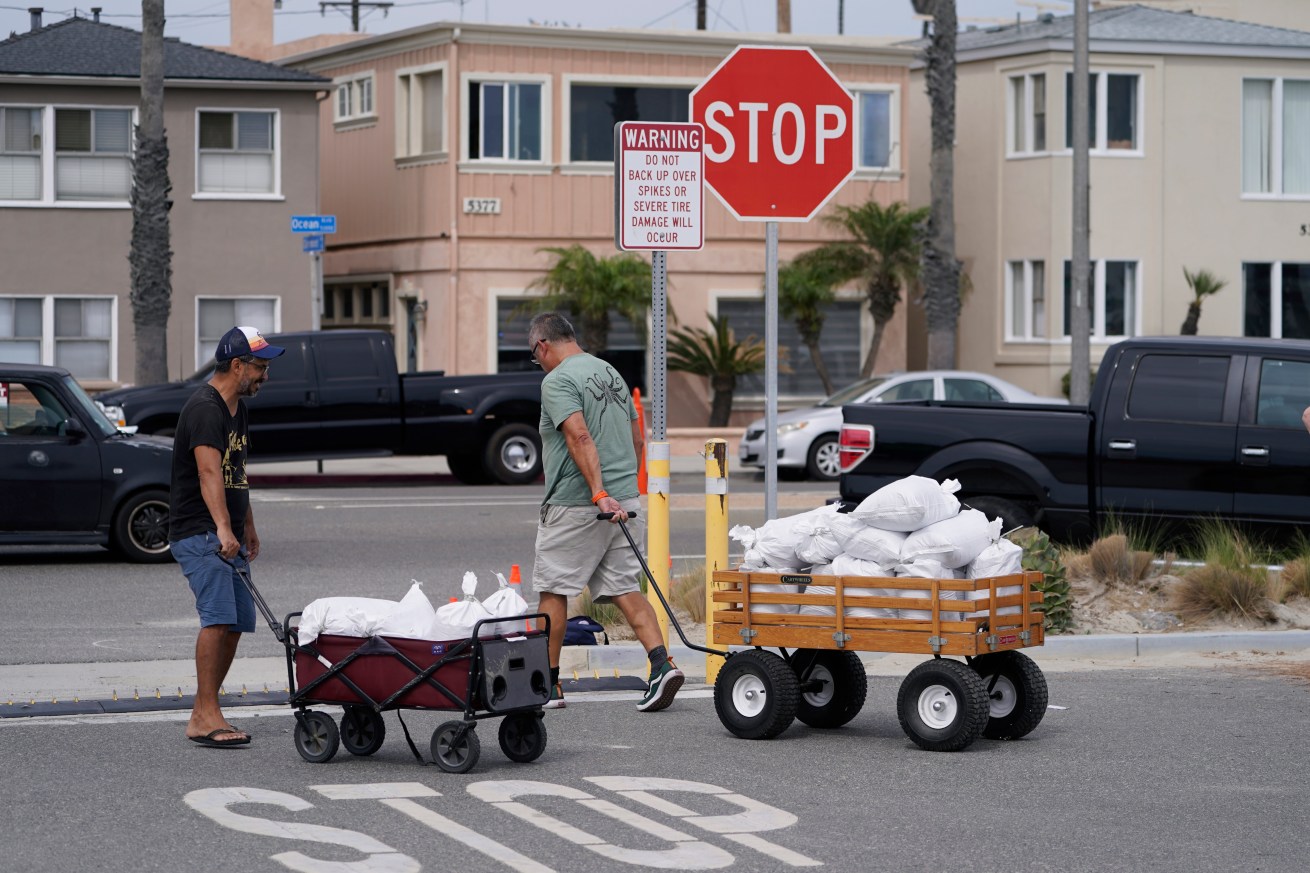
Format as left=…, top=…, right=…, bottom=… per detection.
left=172, top=532, right=256, bottom=633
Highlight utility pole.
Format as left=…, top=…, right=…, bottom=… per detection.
left=838, top=0, right=845, bottom=34
left=697, top=0, right=706, bottom=29
left=777, top=0, right=791, bottom=33
left=319, top=0, right=392, bottom=32
left=1070, top=0, right=1092, bottom=404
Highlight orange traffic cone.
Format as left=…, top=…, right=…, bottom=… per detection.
left=633, top=387, right=648, bottom=495
left=509, top=564, right=534, bottom=631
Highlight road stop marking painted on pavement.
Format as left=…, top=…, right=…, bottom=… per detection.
left=185, top=776, right=822, bottom=870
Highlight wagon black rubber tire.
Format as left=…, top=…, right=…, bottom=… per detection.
left=965, top=496, right=1036, bottom=532
left=498, top=712, right=548, bottom=763
left=483, top=423, right=542, bottom=485
left=794, top=650, right=867, bottom=729
left=896, top=659, right=989, bottom=752
left=971, top=650, right=1048, bottom=740
left=111, top=489, right=173, bottom=563
left=431, top=721, right=481, bottom=773
left=447, top=452, right=491, bottom=485
left=714, top=650, right=799, bottom=740
left=340, top=707, right=386, bottom=756
left=294, top=711, right=340, bottom=763
left=805, top=434, right=841, bottom=481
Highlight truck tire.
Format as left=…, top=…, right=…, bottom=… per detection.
left=484, top=424, right=542, bottom=485
left=447, top=452, right=491, bottom=485
left=966, top=496, right=1036, bottom=532
left=112, top=489, right=173, bottom=563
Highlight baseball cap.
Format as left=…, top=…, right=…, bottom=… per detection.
left=215, top=326, right=285, bottom=361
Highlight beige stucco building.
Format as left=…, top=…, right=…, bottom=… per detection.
left=908, top=4, right=1310, bottom=395
left=283, top=24, right=916, bottom=426
left=0, top=14, right=327, bottom=388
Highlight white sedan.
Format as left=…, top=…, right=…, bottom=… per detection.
left=738, top=371, right=1068, bottom=481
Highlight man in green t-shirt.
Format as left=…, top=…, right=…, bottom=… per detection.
left=528, top=312, right=683, bottom=712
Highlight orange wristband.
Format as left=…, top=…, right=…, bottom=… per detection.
left=591, top=489, right=609, bottom=504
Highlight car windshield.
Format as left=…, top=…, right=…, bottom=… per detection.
left=61, top=375, right=119, bottom=438
left=819, top=377, right=888, bottom=407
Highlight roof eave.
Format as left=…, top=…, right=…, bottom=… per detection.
left=0, top=73, right=327, bottom=89
left=928, top=36, right=1310, bottom=67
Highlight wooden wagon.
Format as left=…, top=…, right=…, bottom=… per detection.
left=707, top=569, right=1050, bottom=751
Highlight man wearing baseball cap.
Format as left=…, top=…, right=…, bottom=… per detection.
left=169, top=326, right=284, bottom=748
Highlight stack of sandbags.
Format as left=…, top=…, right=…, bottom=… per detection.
left=298, top=580, right=436, bottom=644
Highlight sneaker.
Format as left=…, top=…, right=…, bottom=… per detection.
left=637, top=659, right=684, bottom=712
left=544, top=682, right=566, bottom=710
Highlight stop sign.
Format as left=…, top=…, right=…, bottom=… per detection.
left=690, top=45, right=855, bottom=222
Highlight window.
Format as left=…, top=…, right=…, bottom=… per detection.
left=568, top=83, right=690, bottom=162
left=880, top=379, right=933, bottom=402
left=0, top=379, right=71, bottom=438
left=1242, top=78, right=1310, bottom=196
left=322, top=281, right=390, bottom=329
left=196, top=110, right=277, bottom=196
left=1008, top=73, right=1046, bottom=155
left=196, top=298, right=279, bottom=368
left=857, top=90, right=895, bottom=169
left=55, top=107, right=132, bottom=200
left=397, top=65, right=445, bottom=159
left=717, top=299, right=862, bottom=399
left=1126, top=354, right=1228, bottom=424
left=1064, top=71, right=1140, bottom=152
left=334, top=73, right=375, bottom=124
left=1007, top=259, right=1047, bottom=340
left=1063, top=260, right=1139, bottom=339
left=1242, top=262, right=1310, bottom=339
left=0, top=296, right=115, bottom=379
left=495, top=299, right=645, bottom=391
left=0, top=107, right=43, bottom=200
left=468, top=79, right=543, bottom=162
left=945, top=379, right=1005, bottom=403
left=1256, top=358, right=1310, bottom=428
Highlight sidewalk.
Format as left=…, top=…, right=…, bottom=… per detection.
left=4, top=630, right=1308, bottom=719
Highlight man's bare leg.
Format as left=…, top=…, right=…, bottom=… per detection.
left=538, top=591, right=568, bottom=670
left=612, top=592, right=665, bottom=654
left=187, top=625, right=246, bottom=741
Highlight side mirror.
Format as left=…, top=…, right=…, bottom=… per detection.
left=60, top=417, right=86, bottom=439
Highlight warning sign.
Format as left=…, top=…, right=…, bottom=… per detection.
left=614, top=121, right=704, bottom=251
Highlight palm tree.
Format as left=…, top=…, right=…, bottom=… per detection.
left=666, top=314, right=766, bottom=427
left=524, top=245, right=652, bottom=353
left=913, top=0, right=963, bottom=369
left=777, top=247, right=852, bottom=395
left=806, top=201, right=927, bottom=379
left=1180, top=267, right=1227, bottom=336
left=129, top=0, right=172, bottom=383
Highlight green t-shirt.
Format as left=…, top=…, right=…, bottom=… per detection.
left=539, top=353, right=639, bottom=506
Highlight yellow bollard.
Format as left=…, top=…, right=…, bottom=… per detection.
left=646, top=440, right=671, bottom=647
left=704, top=438, right=729, bottom=684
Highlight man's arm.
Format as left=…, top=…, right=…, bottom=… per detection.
left=559, top=411, right=624, bottom=522
left=195, top=445, right=240, bottom=559
left=244, top=506, right=260, bottom=561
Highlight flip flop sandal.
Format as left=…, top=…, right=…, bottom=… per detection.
left=188, top=728, right=251, bottom=748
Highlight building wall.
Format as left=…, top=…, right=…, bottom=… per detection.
left=0, top=82, right=321, bottom=386
left=301, top=26, right=915, bottom=426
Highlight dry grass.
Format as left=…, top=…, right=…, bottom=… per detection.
left=1087, top=534, right=1156, bottom=587
left=1280, top=558, right=1310, bottom=602
left=670, top=563, right=707, bottom=624
left=572, top=587, right=627, bottom=630
left=1170, top=521, right=1275, bottom=622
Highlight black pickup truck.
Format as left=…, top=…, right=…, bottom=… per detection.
left=838, top=337, right=1310, bottom=543
left=1, top=364, right=174, bottom=561
left=95, top=330, right=545, bottom=485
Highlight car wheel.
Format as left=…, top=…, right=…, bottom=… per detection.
left=806, top=434, right=841, bottom=481
left=966, top=496, right=1036, bottom=532
left=112, top=489, right=173, bottom=563
left=447, top=451, right=491, bottom=485
left=484, top=423, right=542, bottom=485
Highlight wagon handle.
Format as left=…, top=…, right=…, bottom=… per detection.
left=597, top=512, right=731, bottom=660
left=222, top=555, right=286, bottom=643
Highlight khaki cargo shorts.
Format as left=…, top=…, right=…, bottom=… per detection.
left=533, top=498, right=644, bottom=603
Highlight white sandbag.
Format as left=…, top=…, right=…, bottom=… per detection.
left=968, top=537, right=1025, bottom=579
left=373, top=581, right=438, bottom=639
left=850, top=476, right=962, bottom=532
left=298, top=596, right=397, bottom=644
left=482, top=571, right=531, bottom=635
left=744, top=567, right=802, bottom=615
left=894, top=559, right=966, bottom=620
left=843, top=526, right=908, bottom=566
left=431, top=572, right=497, bottom=639
left=794, top=504, right=866, bottom=565
left=828, top=553, right=898, bottom=619
left=900, top=509, right=995, bottom=569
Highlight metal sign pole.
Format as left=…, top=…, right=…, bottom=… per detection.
left=311, top=252, right=323, bottom=332
left=651, top=250, right=667, bottom=440
left=764, top=220, right=779, bottom=521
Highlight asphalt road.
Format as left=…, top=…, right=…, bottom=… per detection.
left=1, top=664, right=1307, bottom=873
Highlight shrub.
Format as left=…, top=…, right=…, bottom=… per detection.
left=1007, top=527, right=1073, bottom=633
left=1170, top=520, right=1274, bottom=621
left=572, top=587, right=626, bottom=630
left=1276, top=533, right=1310, bottom=602
left=669, top=563, right=707, bottom=624
left=1087, top=534, right=1155, bottom=587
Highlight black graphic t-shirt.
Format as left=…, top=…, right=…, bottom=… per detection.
left=168, top=384, right=250, bottom=543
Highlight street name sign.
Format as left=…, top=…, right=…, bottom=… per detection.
left=614, top=121, right=704, bottom=251
left=689, top=45, right=854, bottom=222
left=291, top=214, right=337, bottom=234
left=302, top=234, right=324, bottom=253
